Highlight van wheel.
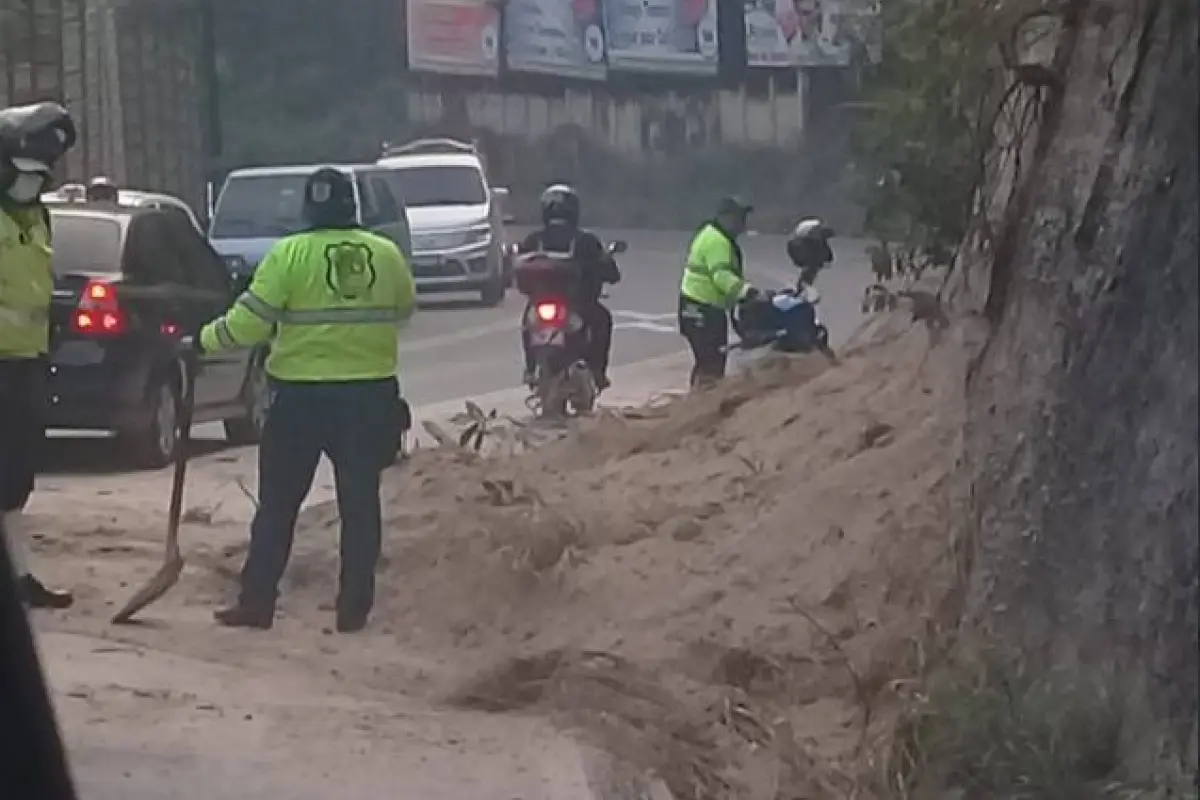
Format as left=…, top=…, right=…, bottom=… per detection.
left=128, top=379, right=180, bottom=469
left=225, top=357, right=269, bottom=445
left=480, top=272, right=506, bottom=307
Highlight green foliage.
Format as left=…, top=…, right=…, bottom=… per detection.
left=853, top=0, right=1004, bottom=258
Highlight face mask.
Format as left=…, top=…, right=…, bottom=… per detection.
left=6, top=172, right=48, bottom=205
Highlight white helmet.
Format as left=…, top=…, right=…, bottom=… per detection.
left=790, top=217, right=834, bottom=242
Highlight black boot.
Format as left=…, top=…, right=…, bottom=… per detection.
left=213, top=602, right=274, bottom=630
left=335, top=607, right=370, bottom=634
left=18, top=575, right=74, bottom=610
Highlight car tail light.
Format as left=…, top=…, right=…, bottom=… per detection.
left=71, top=279, right=127, bottom=336
left=535, top=301, right=565, bottom=325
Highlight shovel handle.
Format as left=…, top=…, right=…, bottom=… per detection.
left=163, top=356, right=197, bottom=556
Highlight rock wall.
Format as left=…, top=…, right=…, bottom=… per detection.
left=952, top=0, right=1197, bottom=780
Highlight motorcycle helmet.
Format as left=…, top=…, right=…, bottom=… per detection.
left=302, top=167, right=357, bottom=229
left=0, top=102, right=77, bottom=206
left=786, top=217, right=835, bottom=275
left=540, top=183, right=580, bottom=228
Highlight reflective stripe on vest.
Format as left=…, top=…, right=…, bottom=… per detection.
left=236, top=290, right=406, bottom=327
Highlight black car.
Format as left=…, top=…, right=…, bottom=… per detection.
left=45, top=204, right=268, bottom=467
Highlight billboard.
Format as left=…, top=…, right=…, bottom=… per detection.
left=744, top=0, right=882, bottom=68
left=504, top=0, right=607, bottom=80
left=603, top=0, right=719, bottom=75
left=407, top=0, right=501, bottom=76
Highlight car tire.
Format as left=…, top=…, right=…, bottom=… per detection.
left=224, top=355, right=269, bottom=446
left=129, top=377, right=180, bottom=470
left=480, top=269, right=506, bottom=307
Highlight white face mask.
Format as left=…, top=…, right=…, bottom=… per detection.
left=6, top=172, right=48, bottom=204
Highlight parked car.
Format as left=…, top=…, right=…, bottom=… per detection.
left=377, top=138, right=513, bottom=306
left=207, top=163, right=412, bottom=284
left=42, top=182, right=207, bottom=234
left=44, top=204, right=269, bottom=468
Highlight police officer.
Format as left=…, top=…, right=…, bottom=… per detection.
left=678, top=196, right=758, bottom=389
left=0, top=102, right=77, bottom=610
left=198, top=167, right=416, bottom=633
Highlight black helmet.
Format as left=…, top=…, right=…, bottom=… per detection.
left=786, top=217, right=835, bottom=270
left=302, top=167, right=357, bottom=229
left=540, top=183, right=580, bottom=227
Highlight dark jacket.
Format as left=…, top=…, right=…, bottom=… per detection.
left=519, top=224, right=620, bottom=303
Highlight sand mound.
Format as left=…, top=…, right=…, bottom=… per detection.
left=271, top=311, right=965, bottom=796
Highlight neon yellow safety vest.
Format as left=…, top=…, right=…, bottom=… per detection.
left=0, top=206, right=53, bottom=359
left=200, top=227, right=416, bottom=382
left=680, top=222, right=750, bottom=309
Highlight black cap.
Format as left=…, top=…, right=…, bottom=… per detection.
left=716, top=195, right=753, bottom=216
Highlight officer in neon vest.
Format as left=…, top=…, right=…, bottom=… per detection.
left=677, top=196, right=759, bottom=388
left=0, top=102, right=77, bottom=609
left=197, top=167, right=416, bottom=633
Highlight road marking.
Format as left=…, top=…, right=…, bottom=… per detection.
left=615, top=321, right=676, bottom=333
left=613, top=310, right=677, bottom=322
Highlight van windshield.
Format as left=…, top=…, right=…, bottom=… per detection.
left=210, top=174, right=313, bottom=239
left=393, top=165, right=487, bottom=207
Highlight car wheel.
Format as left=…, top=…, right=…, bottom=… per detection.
left=480, top=270, right=506, bottom=307
left=224, top=356, right=269, bottom=445
left=130, top=379, right=179, bottom=469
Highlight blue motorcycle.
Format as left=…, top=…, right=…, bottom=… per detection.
left=730, top=286, right=831, bottom=355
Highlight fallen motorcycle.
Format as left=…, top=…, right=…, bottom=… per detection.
left=729, top=285, right=832, bottom=356
left=512, top=239, right=627, bottom=418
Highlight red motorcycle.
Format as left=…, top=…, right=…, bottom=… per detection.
left=512, top=239, right=626, bottom=418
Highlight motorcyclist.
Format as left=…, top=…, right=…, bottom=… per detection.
left=785, top=217, right=835, bottom=302
left=678, top=196, right=758, bottom=389
left=0, top=102, right=78, bottom=610
left=516, top=184, right=620, bottom=390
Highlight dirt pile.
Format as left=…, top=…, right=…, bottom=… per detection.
left=273, top=311, right=965, bottom=796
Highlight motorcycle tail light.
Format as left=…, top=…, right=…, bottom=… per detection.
left=535, top=302, right=565, bottom=324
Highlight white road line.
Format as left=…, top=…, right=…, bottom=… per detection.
left=400, top=318, right=516, bottom=353
left=614, top=321, right=676, bottom=334
left=613, top=310, right=677, bottom=322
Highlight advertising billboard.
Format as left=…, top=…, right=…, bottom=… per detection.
left=603, top=0, right=719, bottom=75
left=504, top=0, right=607, bottom=80
left=744, top=0, right=882, bottom=68
left=407, top=0, right=501, bottom=76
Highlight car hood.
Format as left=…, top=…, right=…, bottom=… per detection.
left=209, top=237, right=280, bottom=268
left=405, top=204, right=489, bottom=232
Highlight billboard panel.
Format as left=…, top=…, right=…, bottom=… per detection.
left=603, top=0, right=718, bottom=75
left=407, top=0, right=501, bottom=76
left=504, top=0, right=607, bottom=80
left=745, top=0, right=882, bottom=68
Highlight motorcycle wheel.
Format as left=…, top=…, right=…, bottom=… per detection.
left=535, top=359, right=569, bottom=418
left=569, top=362, right=597, bottom=415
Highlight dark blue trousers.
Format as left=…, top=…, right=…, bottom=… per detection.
left=238, top=378, right=398, bottom=617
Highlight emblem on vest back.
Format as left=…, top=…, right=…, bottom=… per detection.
left=324, top=242, right=377, bottom=300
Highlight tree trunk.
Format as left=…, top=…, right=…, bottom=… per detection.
left=956, top=0, right=1197, bottom=779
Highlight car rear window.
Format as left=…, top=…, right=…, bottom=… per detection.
left=210, top=174, right=312, bottom=239
left=393, top=165, right=487, bottom=207
left=48, top=214, right=122, bottom=276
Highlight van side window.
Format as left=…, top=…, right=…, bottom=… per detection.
left=370, top=177, right=400, bottom=224
left=356, top=175, right=380, bottom=226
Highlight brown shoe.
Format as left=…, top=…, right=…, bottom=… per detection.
left=19, top=575, right=74, bottom=610
left=213, top=603, right=273, bottom=630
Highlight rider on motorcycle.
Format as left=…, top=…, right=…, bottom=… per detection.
left=517, top=184, right=621, bottom=390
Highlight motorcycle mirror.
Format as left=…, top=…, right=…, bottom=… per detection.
left=608, top=240, right=628, bottom=255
